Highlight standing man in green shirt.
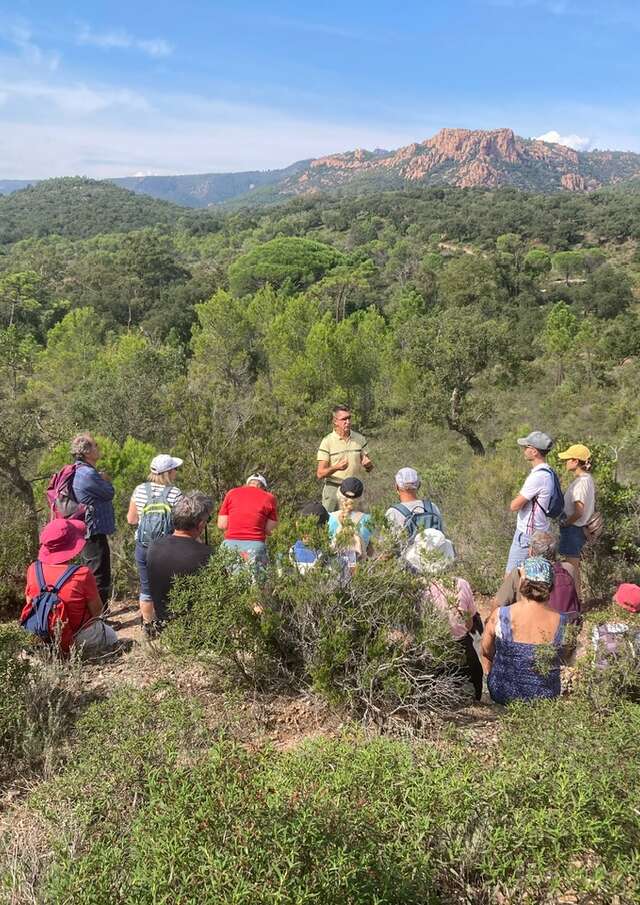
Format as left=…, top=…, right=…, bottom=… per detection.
left=316, top=404, right=373, bottom=512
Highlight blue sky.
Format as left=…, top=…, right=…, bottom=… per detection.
left=0, top=0, right=639, bottom=177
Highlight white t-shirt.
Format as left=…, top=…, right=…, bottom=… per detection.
left=564, top=474, right=595, bottom=527
left=516, top=464, right=553, bottom=535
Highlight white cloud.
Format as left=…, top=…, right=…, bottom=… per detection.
left=2, top=22, right=60, bottom=71
left=76, top=25, right=172, bottom=58
left=536, top=130, right=592, bottom=151
left=0, top=78, right=150, bottom=115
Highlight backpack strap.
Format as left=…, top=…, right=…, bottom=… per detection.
left=51, top=564, right=80, bottom=593
left=391, top=503, right=413, bottom=521
left=144, top=482, right=154, bottom=505
left=34, top=560, right=48, bottom=593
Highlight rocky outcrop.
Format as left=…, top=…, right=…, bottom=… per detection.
left=279, top=127, right=640, bottom=196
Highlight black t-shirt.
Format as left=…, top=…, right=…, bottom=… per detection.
left=147, top=534, right=212, bottom=620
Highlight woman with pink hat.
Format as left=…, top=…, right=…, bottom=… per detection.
left=21, top=519, right=118, bottom=655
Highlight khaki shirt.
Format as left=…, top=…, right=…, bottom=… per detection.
left=317, top=430, right=369, bottom=484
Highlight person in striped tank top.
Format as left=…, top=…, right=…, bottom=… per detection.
left=127, top=454, right=183, bottom=634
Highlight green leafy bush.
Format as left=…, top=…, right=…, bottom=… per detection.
left=164, top=538, right=467, bottom=728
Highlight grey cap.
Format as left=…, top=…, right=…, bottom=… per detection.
left=395, top=467, right=421, bottom=489
left=517, top=431, right=553, bottom=453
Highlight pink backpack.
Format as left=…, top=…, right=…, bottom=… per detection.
left=45, top=463, right=86, bottom=521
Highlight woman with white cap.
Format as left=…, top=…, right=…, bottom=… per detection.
left=127, top=454, right=184, bottom=633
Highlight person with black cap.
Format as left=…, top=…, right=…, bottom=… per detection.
left=506, top=430, right=555, bottom=573
left=328, top=477, right=373, bottom=568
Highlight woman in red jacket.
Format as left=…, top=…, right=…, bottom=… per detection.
left=22, top=519, right=117, bottom=655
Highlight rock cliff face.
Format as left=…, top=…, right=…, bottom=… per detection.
left=279, top=128, right=640, bottom=196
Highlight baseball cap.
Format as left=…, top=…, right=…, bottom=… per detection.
left=150, top=454, right=183, bottom=475
left=517, top=431, right=553, bottom=453
left=339, top=477, right=364, bottom=499
left=558, top=444, right=591, bottom=462
left=38, top=518, right=87, bottom=564
left=395, top=467, right=421, bottom=489
left=613, top=583, right=640, bottom=614
left=300, top=501, right=329, bottom=526
left=246, top=473, right=268, bottom=489
left=522, top=556, right=555, bottom=587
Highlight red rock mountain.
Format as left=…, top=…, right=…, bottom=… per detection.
left=276, top=128, right=640, bottom=196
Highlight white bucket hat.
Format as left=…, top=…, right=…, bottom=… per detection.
left=404, top=528, right=455, bottom=575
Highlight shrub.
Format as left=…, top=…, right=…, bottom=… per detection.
left=0, top=492, right=34, bottom=616
left=0, top=625, right=81, bottom=782
left=164, top=537, right=468, bottom=729
left=17, top=686, right=640, bottom=904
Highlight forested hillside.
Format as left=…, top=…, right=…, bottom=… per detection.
left=2, top=179, right=639, bottom=604
left=0, top=177, right=185, bottom=243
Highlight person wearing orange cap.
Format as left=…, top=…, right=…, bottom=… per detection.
left=558, top=443, right=595, bottom=595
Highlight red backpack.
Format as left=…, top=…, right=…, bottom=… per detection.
left=45, top=463, right=86, bottom=521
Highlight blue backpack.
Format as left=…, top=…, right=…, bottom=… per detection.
left=391, top=500, right=443, bottom=540
left=21, top=561, right=80, bottom=641
left=536, top=466, right=565, bottom=519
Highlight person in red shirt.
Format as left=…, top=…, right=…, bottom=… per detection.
left=22, top=519, right=117, bottom=655
left=217, top=473, right=277, bottom=568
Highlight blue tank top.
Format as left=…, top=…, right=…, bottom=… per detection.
left=488, top=606, right=568, bottom=705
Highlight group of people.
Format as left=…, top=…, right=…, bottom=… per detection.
left=19, top=413, right=639, bottom=704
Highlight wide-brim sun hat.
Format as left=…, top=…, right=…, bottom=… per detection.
left=150, top=454, right=183, bottom=475
left=404, top=528, right=454, bottom=575
left=38, top=518, right=87, bottom=564
left=558, top=444, right=591, bottom=462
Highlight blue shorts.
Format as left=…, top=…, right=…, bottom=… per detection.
left=135, top=542, right=152, bottom=601
left=559, top=525, right=587, bottom=557
left=221, top=539, right=268, bottom=569
left=506, top=531, right=531, bottom=573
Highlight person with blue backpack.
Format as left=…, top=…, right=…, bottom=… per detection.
left=21, top=518, right=117, bottom=656
left=507, top=431, right=564, bottom=574
left=127, top=454, right=183, bottom=636
left=385, top=467, right=444, bottom=545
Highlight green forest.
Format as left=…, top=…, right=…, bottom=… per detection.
left=2, top=178, right=640, bottom=903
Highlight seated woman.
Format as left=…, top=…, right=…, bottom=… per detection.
left=419, top=529, right=484, bottom=701
left=482, top=556, right=570, bottom=704
left=327, top=477, right=373, bottom=570
left=22, top=519, right=118, bottom=656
